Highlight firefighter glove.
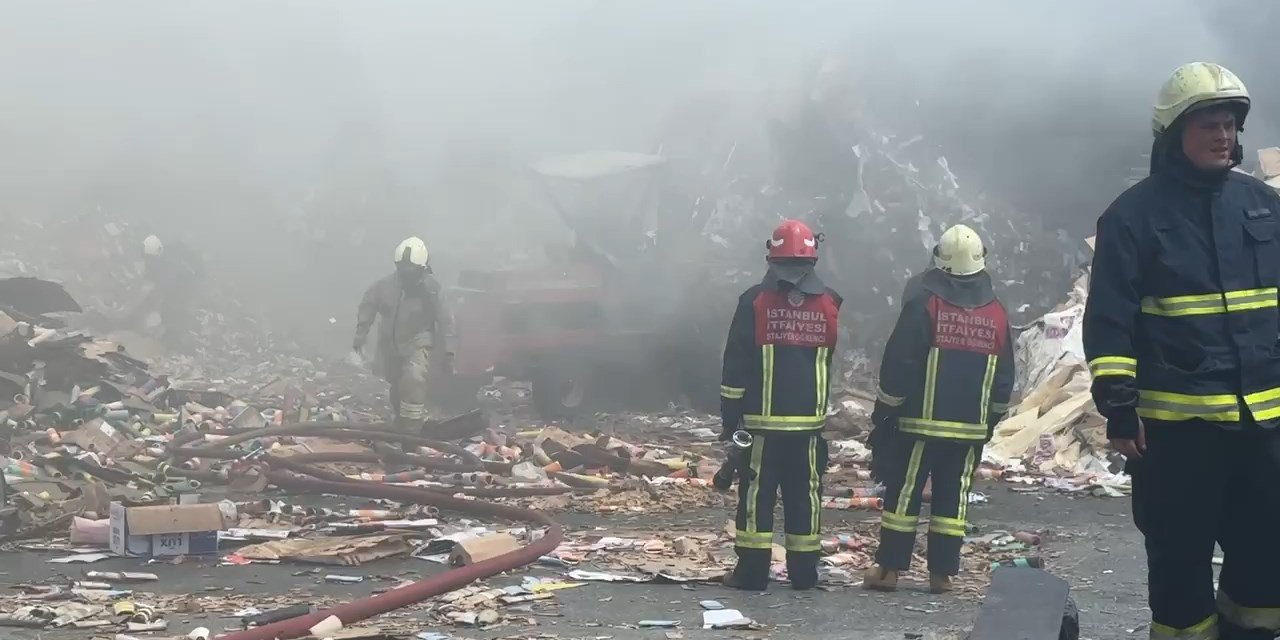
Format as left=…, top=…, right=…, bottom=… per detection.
left=868, top=426, right=895, bottom=482
left=712, top=446, right=743, bottom=490
left=1105, top=411, right=1141, bottom=440
left=720, top=402, right=743, bottom=441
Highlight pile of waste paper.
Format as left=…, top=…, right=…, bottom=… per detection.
left=690, top=93, right=1092, bottom=354
left=0, top=212, right=303, bottom=391
left=979, top=236, right=1132, bottom=498
left=1257, top=147, right=1280, bottom=192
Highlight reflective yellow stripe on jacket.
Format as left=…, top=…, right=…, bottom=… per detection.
left=744, top=415, right=826, bottom=431
left=1089, top=356, right=1137, bottom=378
left=898, top=417, right=988, bottom=441
left=895, top=349, right=993, bottom=442
left=1246, top=387, right=1280, bottom=422
left=1141, top=288, right=1278, bottom=317
left=744, top=345, right=829, bottom=433
left=1137, top=387, right=1280, bottom=422
left=1138, top=390, right=1241, bottom=422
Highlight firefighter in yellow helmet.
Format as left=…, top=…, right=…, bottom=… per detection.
left=1084, top=62, right=1280, bottom=639
left=352, top=237, right=454, bottom=430
left=864, top=224, right=1014, bottom=594
left=136, top=234, right=204, bottom=350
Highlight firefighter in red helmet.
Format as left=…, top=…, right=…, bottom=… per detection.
left=719, top=219, right=843, bottom=590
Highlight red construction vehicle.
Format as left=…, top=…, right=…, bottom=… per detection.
left=445, top=151, right=723, bottom=418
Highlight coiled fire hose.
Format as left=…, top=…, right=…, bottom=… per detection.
left=169, top=421, right=566, bottom=640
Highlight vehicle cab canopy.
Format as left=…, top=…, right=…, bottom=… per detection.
left=528, top=151, right=668, bottom=270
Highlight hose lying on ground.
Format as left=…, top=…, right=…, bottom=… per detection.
left=170, top=418, right=566, bottom=640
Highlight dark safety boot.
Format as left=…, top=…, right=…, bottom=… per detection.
left=723, top=548, right=769, bottom=591
left=1218, top=617, right=1275, bottom=640
left=787, top=551, right=820, bottom=590
left=862, top=564, right=899, bottom=592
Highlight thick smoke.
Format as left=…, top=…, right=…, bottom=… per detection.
left=0, top=1, right=1276, bottom=357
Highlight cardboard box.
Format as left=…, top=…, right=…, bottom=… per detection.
left=109, top=502, right=223, bottom=558
left=449, top=533, right=520, bottom=566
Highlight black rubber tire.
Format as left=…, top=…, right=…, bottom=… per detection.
left=1059, top=595, right=1080, bottom=640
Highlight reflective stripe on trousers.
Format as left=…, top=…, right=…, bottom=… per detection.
left=1149, top=614, right=1217, bottom=639
left=734, top=434, right=824, bottom=553
left=396, top=346, right=431, bottom=421
left=1218, top=590, right=1280, bottom=633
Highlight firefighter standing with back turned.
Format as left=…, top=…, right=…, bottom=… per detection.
left=864, top=224, right=1014, bottom=594
left=351, top=236, right=454, bottom=431
left=719, top=219, right=842, bottom=591
left=1085, top=62, right=1280, bottom=640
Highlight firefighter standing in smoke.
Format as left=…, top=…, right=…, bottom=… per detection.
left=864, top=224, right=1013, bottom=594
left=138, top=234, right=204, bottom=350
left=351, top=237, right=454, bottom=429
left=1085, top=62, right=1280, bottom=640
left=719, top=219, right=842, bottom=590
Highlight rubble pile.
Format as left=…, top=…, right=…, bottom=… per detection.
left=691, top=97, right=1090, bottom=349
left=0, top=214, right=299, bottom=387
left=0, top=291, right=1064, bottom=637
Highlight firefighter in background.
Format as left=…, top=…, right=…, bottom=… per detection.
left=719, top=219, right=842, bottom=591
left=351, top=237, right=454, bottom=429
left=137, top=234, right=204, bottom=350
left=865, top=224, right=1013, bottom=594
left=1085, top=62, right=1280, bottom=640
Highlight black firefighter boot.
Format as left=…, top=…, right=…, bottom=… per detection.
left=787, top=551, right=820, bottom=590
left=722, top=548, right=770, bottom=591
left=1218, top=617, right=1275, bottom=640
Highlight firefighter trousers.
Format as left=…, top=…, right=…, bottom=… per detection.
left=732, top=432, right=828, bottom=587
left=1133, top=420, right=1280, bottom=640
left=875, top=434, right=979, bottom=576
left=387, top=343, right=432, bottom=425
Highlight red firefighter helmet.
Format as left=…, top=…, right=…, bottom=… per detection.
left=766, top=219, right=819, bottom=260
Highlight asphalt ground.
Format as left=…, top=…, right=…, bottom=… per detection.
left=0, top=483, right=1151, bottom=640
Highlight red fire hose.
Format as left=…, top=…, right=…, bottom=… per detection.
left=217, top=473, right=563, bottom=640
left=170, top=423, right=565, bottom=640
